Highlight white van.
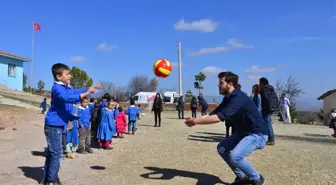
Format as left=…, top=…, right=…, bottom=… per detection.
left=163, top=91, right=180, bottom=104
left=133, top=92, right=157, bottom=104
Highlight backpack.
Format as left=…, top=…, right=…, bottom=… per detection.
left=90, top=107, right=101, bottom=130
left=268, top=87, right=280, bottom=115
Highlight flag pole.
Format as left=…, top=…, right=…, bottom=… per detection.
left=30, top=22, right=35, bottom=93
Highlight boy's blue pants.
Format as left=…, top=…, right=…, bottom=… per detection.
left=43, top=125, right=63, bottom=182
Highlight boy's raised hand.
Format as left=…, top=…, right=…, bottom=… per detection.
left=87, top=87, right=95, bottom=94
left=94, top=84, right=102, bottom=89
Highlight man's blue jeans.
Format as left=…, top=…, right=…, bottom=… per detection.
left=128, top=120, right=136, bottom=132
left=44, top=125, right=63, bottom=182
left=217, top=133, right=268, bottom=181
left=262, top=114, right=275, bottom=141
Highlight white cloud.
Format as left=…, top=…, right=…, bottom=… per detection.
left=96, top=42, right=117, bottom=51
left=174, top=18, right=218, bottom=33
left=171, top=62, right=187, bottom=67
left=201, top=66, right=225, bottom=76
left=244, top=65, right=277, bottom=73
left=187, top=39, right=253, bottom=56
left=69, top=56, right=87, bottom=62
left=247, top=75, right=262, bottom=80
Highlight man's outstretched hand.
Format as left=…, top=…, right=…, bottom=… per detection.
left=184, top=118, right=196, bottom=127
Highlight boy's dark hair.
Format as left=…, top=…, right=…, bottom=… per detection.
left=44, top=98, right=47, bottom=100
left=130, top=99, right=135, bottom=105
left=259, top=77, right=269, bottom=85
left=90, top=98, right=95, bottom=103
left=118, top=107, right=123, bottom=112
left=217, top=71, right=239, bottom=88
left=81, top=97, right=89, bottom=103
left=52, top=63, right=70, bottom=81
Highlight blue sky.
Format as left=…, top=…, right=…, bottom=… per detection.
left=0, top=0, right=335, bottom=107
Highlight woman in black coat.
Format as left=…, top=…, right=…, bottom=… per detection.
left=152, top=93, right=163, bottom=127
left=176, top=95, right=185, bottom=119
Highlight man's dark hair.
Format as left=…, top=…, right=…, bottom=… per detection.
left=237, top=84, right=241, bottom=90
left=51, top=63, right=70, bottom=81
left=259, top=77, right=269, bottom=85
left=90, top=98, right=95, bottom=103
left=217, top=71, right=239, bottom=87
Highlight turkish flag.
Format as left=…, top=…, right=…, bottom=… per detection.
left=34, top=22, right=41, bottom=31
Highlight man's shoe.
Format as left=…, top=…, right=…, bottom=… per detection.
left=251, top=175, right=266, bottom=185
left=266, top=140, right=275, bottom=146
left=230, top=176, right=251, bottom=185
left=39, top=178, right=46, bottom=185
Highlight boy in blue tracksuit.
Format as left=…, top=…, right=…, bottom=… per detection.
left=41, top=63, right=101, bottom=185
left=126, top=101, right=140, bottom=135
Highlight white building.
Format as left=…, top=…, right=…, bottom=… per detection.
left=318, top=89, right=336, bottom=125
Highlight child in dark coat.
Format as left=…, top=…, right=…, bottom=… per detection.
left=329, top=109, right=336, bottom=137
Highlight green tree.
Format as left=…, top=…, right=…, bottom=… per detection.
left=37, top=80, right=45, bottom=92
left=194, top=72, right=207, bottom=95
left=185, top=90, right=193, bottom=103
left=70, top=66, right=93, bottom=89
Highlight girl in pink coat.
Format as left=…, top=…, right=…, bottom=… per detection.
left=115, top=107, right=127, bottom=138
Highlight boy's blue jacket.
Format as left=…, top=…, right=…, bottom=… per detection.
left=78, top=105, right=91, bottom=129
left=40, top=100, right=47, bottom=109
left=126, top=105, right=140, bottom=121
left=45, top=82, right=88, bottom=127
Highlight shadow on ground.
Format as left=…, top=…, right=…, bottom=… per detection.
left=31, top=151, right=46, bottom=157
left=90, top=166, right=106, bottom=170
left=18, top=166, right=43, bottom=183
left=189, top=132, right=336, bottom=145
left=140, top=167, right=229, bottom=185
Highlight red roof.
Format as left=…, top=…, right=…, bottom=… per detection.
left=0, top=50, right=31, bottom=62
left=318, top=89, right=336, bottom=100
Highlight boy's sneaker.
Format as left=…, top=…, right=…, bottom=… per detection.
left=46, top=179, right=63, bottom=185
left=86, top=148, right=94, bottom=154
left=231, top=176, right=251, bottom=185
left=251, top=175, right=266, bottom=185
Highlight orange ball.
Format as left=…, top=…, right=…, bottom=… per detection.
left=153, top=59, right=172, bottom=78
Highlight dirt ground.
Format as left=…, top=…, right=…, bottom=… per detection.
left=0, top=105, right=335, bottom=185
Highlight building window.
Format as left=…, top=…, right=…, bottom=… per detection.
left=8, top=64, right=16, bottom=77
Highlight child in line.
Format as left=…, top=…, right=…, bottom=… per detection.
left=65, top=105, right=79, bottom=159
left=77, top=97, right=93, bottom=154
left=115, top=107, right=127, bottom=138
left=40, top=98, right=47, bottom=114
left=137, top=104, right=143, bottom=120
left=88, top=98, right=95, bottom=113
left=41, top=63, right=100, bottom=185
left=126, top=101, right=140, bottom=135
left=97, top=101, right=116, bottom=150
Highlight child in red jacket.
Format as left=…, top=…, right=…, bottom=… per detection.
left=115, top=107, right=127, bottom=138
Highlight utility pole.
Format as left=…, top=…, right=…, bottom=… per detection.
left=177, top=41, right=182, bottom=96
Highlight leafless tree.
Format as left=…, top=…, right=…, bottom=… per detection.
left=149, top=77, right=159, bottom=92
left=128, top=75, right=158, bottom=94
left=275, top=76, right=304, bottom=102
left=100, top=81, right=115, bottom=95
